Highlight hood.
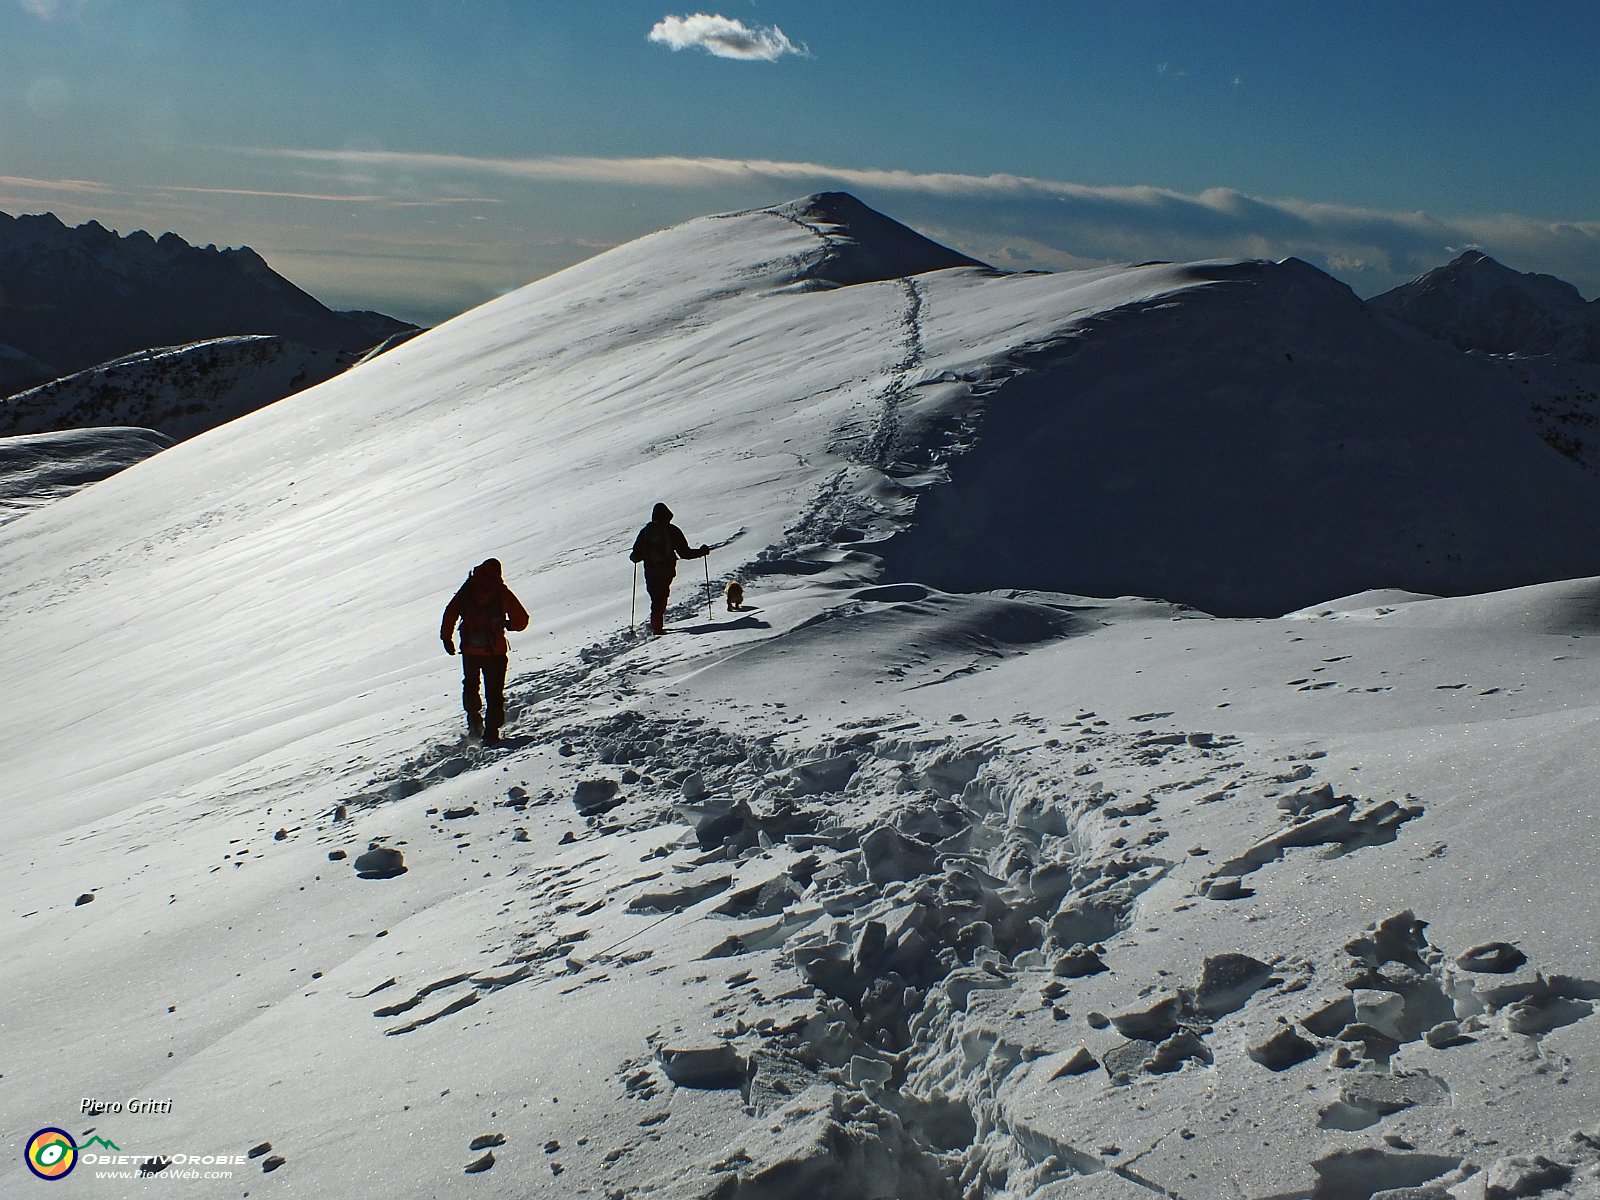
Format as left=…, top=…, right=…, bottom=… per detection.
left=651, top=502, right=673, bottom=523
left=469, top=558, right=503, bottom=593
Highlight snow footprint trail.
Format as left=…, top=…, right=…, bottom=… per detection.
left=337, top=612, right=743, bottom=814
left=728, top=196, right=989, bottom=579
left=854, top=277, right=927, bottom=476
left=615, top=712, right=1592, bottom=1200
left=314, top=688, right=1600, bottom=1198
left=747, top=275, right=936, bottom=578
left=582, top=720, right=1295, bottom=1198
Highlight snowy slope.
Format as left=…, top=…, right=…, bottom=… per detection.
left=0, top=336, right=367, bottom=442
left=884, top=257, right=1600, bottom=615
left=3, top=195, right=1598, bottom=1200
left=0, top=194, right=1235, bottom=827
left=0, top=426, right=171, bottom=526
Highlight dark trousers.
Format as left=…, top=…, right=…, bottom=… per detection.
left=462, top=654, right=508, bottom=730
left=644, top=567, right=674, bottom=630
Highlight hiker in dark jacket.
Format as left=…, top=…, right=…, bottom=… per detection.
left=629, top=502, right=708, bottom=634
left=440, top=558, right=530, bottom=742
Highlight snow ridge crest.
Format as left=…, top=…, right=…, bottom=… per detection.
left=762, top=191, right=990, bottom=288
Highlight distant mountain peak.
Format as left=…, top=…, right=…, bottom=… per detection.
left=779, top=190, right=870, bottom=220
left=777, top=191, right=914, bottom=232
left=1435, top=250, right=1579, bottom=296
left=1371, top=250, right=1600, bottom=363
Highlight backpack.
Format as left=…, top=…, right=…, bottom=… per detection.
left=455, top=578, right=505, bottom=653
left=636, top=521, right=675, bottom=564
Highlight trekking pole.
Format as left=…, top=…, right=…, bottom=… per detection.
left=703, top=553, right=713, bottom=620
left=631, top=562, right=638, bottom=634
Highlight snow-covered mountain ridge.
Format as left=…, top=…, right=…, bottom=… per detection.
left=886, top=251, right=1600, bottom=614
left=3, top=195, right=1597, bottom=1200
left=0, top=210, right=415, bottom=396
left=0, top=336, right=370, bottom=441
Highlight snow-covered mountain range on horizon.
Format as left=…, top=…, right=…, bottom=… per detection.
left=0, top=210, right=417, bottom=397
left=3, top=193, right=1599, bottom=1200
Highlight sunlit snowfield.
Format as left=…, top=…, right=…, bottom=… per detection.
left=4, top=196, right=1598, bottom=1199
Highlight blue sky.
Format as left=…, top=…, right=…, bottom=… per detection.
left=3, top=1, right=1596, bottom=326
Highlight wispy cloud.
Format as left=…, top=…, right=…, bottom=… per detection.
left=159, top=185, right=500, bottom=206
left=230, top=148, right=1600, bottom=296
left=648, top=13, right=805, bottom=61
left=0, top=173, right=113, bottom=194
left=238, top=148, right=1180, bottom=195
left=162, top=186, right=390, bottom=203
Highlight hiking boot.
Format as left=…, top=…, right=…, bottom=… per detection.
left=484, top=727, right=500, bottom=744
left=467, top=713, right=484, bottom=737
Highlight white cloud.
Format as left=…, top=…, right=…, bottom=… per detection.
left=648, top=13, right=804, bottom=61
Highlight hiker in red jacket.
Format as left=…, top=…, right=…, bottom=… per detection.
left=440, top=558, right=529, bottom=742
left=629, top=502, right=708, bottom=634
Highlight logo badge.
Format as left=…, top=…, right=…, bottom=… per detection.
left=25, top=1128, right=78, bottom=1180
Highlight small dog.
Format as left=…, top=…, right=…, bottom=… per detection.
left=724, top=580, right=744, bottom=612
